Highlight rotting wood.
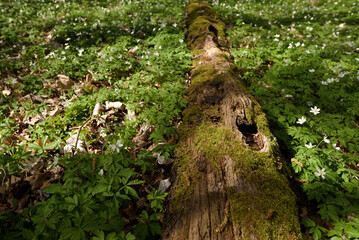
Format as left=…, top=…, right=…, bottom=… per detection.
left=162, top=1, right=302, bottom=240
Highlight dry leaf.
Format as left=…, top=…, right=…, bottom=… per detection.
left=124, top=203, right=136, bottom=218
left=105, top=101, right=126, bottom=111
left=40, top=182, right=53, bottom=191
left=2, top=89, right=11, bottom=96
left=0, top=186, right=6, bottom=195
left=84, top=82, right=99, bottom=92
left=24, top=115, right=44, bottom=125
left=158, top=178, right=171, bottom=193
left=132, top=124, right=154, bottom=149
left=93, top=102, right=104, bottom=116
left=291, top=158, right=303, bottom=167
left=47, top=106, right=62, bottom=117
left=64, top=134, right=86, bottom=153
left=295, top=178, right=309, bottom=183
left=127, top=110, right=136, bottom=121
left=56, top=74, right=73, bottom=89
left=29, top=171, right=51, bottom=191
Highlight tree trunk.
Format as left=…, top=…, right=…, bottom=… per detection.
left=162, top=1, right=302, bottom=240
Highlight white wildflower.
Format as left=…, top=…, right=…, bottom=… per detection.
left=310, top=106, right=320, bottom=115
left=109, top=140, right=123, bottom=153
left=332, top=143, right=340, bottom=151
left=305, top=142, right=315, bottom=149
left=297, top=116, right=306, bottom=124
left=314, top=167, right=326, bottom=179
left=323, top=136, right=330, bottom=144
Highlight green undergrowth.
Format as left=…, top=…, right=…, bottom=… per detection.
left=212, top=0, right=359, bottom=239
left=1, top=0, right=191, bottom=239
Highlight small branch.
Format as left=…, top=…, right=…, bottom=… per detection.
left=72, top=114, right=92, bottom=157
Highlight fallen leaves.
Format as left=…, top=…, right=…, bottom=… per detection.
left=0, top=164, right=62, bottom=213
left=56, top=74, right=74, bottom=90
left=291, top=158, right=303, bottom=167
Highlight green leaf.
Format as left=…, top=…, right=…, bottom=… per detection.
left=148, top=222, right=161, bottom=236
left=43, top=184, right=63, bottom=194
left=40, top=136, right=48, bottom=148
left=21, top=228, right=34, bottom=240
left=92, top=230, right=105, bottom=240
left=124, top=186, right=139, bottom=199
left=125, top=233, right=136, bottom=240
left=139, top=210, right=149, bottom=221
left=28, top=143, right=42, bottom=150
left=92, top=184, right=109, bottom=195
left=149, top=213, right=161, bottom=222
left=344, top=225, right=359, bottom=238
left=105, top=232, right=118, bottom=240
left=302, top=218, right=316, bottom=227
left=134, top=223, right=149, bottom=240
left=60, top=227, right=85, bottom=240
left=43, top=141, right=58, bottom=150
left=311, top=227, right=322, bottom=240
left=127, top=179, right=145, bottom=186
left=116, top=192, right=131, bottom=200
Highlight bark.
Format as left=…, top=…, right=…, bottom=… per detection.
left=162, top=1, right=302, bottom=240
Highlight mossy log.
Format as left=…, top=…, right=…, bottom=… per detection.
left=162, top=1, right=302, bottom=239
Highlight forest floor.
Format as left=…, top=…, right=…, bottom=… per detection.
left=1, top=0, right=359, bottom=239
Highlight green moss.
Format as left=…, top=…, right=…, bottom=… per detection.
left=195, top=123, right=301, bottom=239
left=170, top=122, right=235, bottom=211
left=190, top=48, right=204, bottom=57
left=228, top=140, right=301, bottom=239
left=170, top=140, right=200, bottom=213
left=186, top=2, right=216, bottom=27
left=186, top=1, right=227, bottom=48
left=171, top=118, right=301, bottom=238
left=191, top=63, right=217, bottom=84
left=244, top=102, right=273, bottom=141
left=253, top=102, right=273, bottom=140
left=194, top=122, right=236, bottom=169
left=229, top=189, right=301, bottom=240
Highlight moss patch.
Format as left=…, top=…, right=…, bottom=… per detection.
left=186, top=2, right=216, bottom=26
left=228, top=137, right=301, bottom=239
left=229, top=189, right=301, bottom=240
left=171, top=122, right=301, bottom=239
left=194, top=122, right=237, bottom=169
left=170, top=137, right=200, bottom=213
left=186, top=1, right=226, bottom=48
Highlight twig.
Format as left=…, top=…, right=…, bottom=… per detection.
left=72, top=114, right=92, bottom=157
left=0, top=167, right=6, bottom=186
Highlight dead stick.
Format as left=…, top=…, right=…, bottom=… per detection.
left=72, top=114, right=92, bottom=157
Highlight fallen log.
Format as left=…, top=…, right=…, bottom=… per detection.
left=162, top=1, right=302, bottom=239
